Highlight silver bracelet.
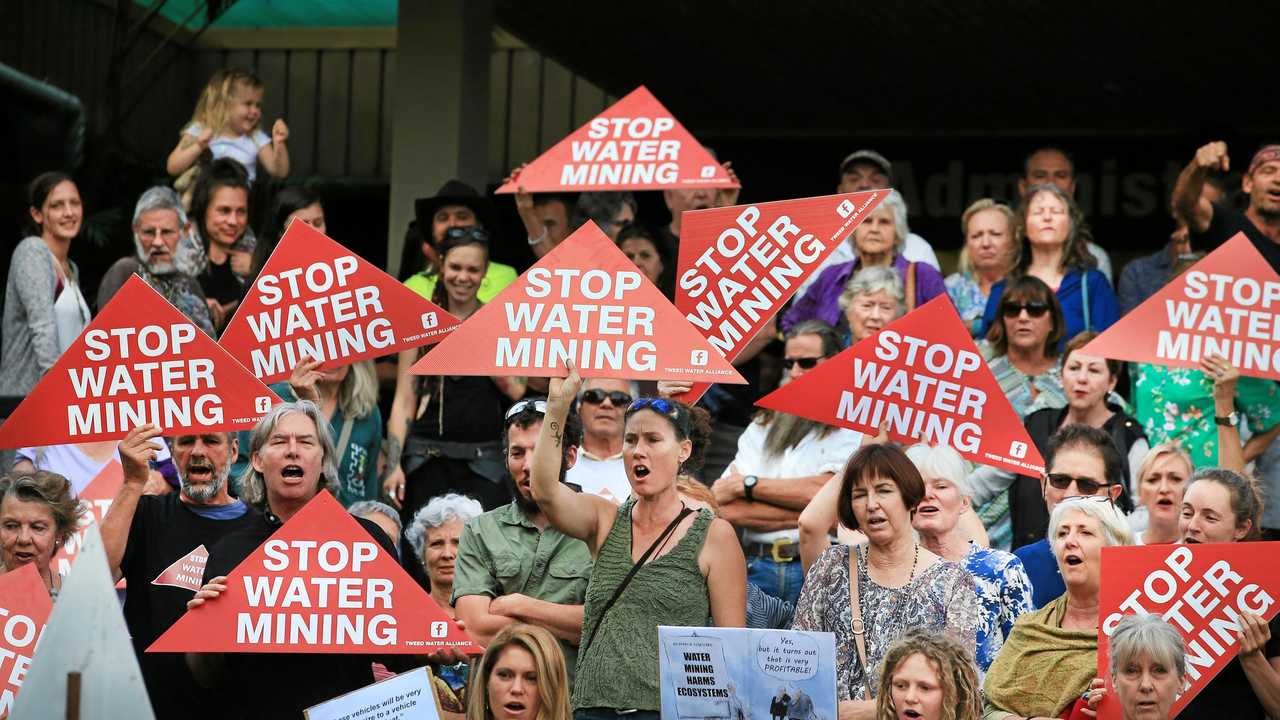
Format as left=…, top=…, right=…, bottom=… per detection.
left=527, top=228, right=548, bottom=247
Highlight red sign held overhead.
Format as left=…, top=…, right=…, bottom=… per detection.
left=495, top=86, right=737, bottom=193
left=0, top=564, right=52, bottom=715
left=52, top=460, right=121, bottom=579
left=411, top=222, right=745, bottom=383
left=1085, top=233, right=1280, bottom=380
left=148, top=491, right=480, bottom=654
left=1096, top=543, right=1280, bottom=719
left=755, top=296, right=1043, bottom=475
left=219, top=220, right=459, bottom=384
left=0, top=276, right=278, bottom=449
left=673, top=191, right=887, bottom=403
left=151, top=544, right=209, bottom=592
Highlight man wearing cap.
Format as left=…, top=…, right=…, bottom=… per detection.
left=795, top=149, right=939, bottom=298
left=1017, top=147, right=1113, bottom=281
left=402, top=179, right=518, bottom=303
left=1174, top=141, right=1280, bottom=274
left=453, top=399, right=593, bottom=683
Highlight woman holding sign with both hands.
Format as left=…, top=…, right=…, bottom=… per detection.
left=531, top=360, right=745, bottom=720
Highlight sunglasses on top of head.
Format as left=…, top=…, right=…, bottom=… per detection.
left=580, top=389, right=633, bottom=407
left=1002, top=300, right=1050, bottom=319
left=443, top=226, right=490, bottom=244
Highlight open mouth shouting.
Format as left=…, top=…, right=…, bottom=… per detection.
left=1062, top=552, right=1084, bottom=567
left=498, top=701, right=529, bottom=719
left=186, top=461, right=215, bottom=482
left=280, top=464, right=307, bottom=483
left=900, top=708, right=924, bottom=719
left=631, top=463, right=651, bottom=481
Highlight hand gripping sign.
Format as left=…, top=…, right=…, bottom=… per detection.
left=0, top=275, right=279, bottom=449
left=148, top=492, right=481, bottom=655
left=755, top=296, right=1044, bottom=475
left=0, top=564, right=52, bottom=716
left=1096, top=543, right=1280, bottom=719
left=1085, top=233, right=1280, bottom=380
left=495, top=86, right=737, bottom=193
left=673, top=191, right=887, bottom=403
left=219, top=219, right=459, bottom=384
left=411, top=222, right=745, bottom=383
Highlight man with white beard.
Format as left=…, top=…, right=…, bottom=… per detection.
left=96, top=186, right=217, bottom=336
left=100, top=424, right=261, bottom=719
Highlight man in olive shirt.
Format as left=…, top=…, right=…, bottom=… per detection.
left=453, top=399, right=593, bottom=680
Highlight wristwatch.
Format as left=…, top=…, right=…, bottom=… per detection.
left=743, top=475, right=758, bottom=501
left=1215, top=411, right=1239, bottom=427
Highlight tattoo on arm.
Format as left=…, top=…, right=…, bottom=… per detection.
left=550, top=421, right=563, bottom=447
left=383, top=425, right=407, bottom=480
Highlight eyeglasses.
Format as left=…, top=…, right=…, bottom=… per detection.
left=1001, top=301, right=1050, bottom=319
left=782, top=357, right=821, bottom=371
left=442, top=226, right=491, bottom=244
left=581, top=389, right=633, bottom=406
left=1045, top=473, right=1112, bottom=497
left=505, top=399, right=547, bottom=421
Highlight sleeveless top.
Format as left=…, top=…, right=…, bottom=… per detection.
left=573, top=498, right=712, bottom=711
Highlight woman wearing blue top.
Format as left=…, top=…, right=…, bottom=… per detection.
left=981, top=184, right=1118, bottom=346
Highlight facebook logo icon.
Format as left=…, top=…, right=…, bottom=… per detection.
left=421, top=312, right=438, bottom=329
left=690, top=350, right=708, bottom=366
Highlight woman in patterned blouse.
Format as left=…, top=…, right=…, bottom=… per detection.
left=791, top=443, right=980, bottom=716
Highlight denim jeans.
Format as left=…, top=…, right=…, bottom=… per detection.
left=747, top=555, right=805, bottom=606
left=574, top=710, right=659, bottom=720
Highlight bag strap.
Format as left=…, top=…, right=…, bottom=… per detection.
left=335, top=414, right=356, bottom=462
left=848, top=546, right=876, bottom=700
left=581, top=504, right=694, bottom=654
left=1081, top=270, right=1092, bottom=332
left=905, top=262, right=918, bottom=313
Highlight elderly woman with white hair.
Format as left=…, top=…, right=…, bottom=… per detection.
left=782, top=189, right=944, bottom=332
left=905, top=443, right=1032, bottom=674
left=406, top=493, right=485, bottom=618
left=981, top=494, right=1133, bottom=720
left=837, top=265, right=905, bottom=347
left=1083, top=614, right=1187, bottom=720
left=96, top=185, right=216, bottom=335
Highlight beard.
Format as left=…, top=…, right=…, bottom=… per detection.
left=182, top=465, right=229, bottom=502
left=135, top=237, right=178, bottom=275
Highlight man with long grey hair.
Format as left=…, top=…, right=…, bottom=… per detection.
left=96, top=185, right=216, bottom=335
left=99, top=423, right=261, bottom=718
left=184, top=400, right=406, bottom=718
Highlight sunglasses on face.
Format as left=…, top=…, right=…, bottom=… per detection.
left=1045, top=473, right=1111, bottom=497
left=782, top=357, right=821, bottom=371
left=505, top=399, right=547, bottom=421
left=581, top=389, right=633, bottom=406
left=1002, top=300, right=1050, bottom=319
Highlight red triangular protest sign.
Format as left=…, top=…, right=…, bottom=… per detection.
left=1097, top=542, right=1280, bottom=719
left=1085, top=233, right=1280, bottom=380
left=0, top=564, right=52, bottom=715
left=52, top=460, right=122, bottom=579
left=219, top=220, right=459, bottom=384
left=673, top=191, right=888, bottom=403
left=495, top=86, right=737, bottom=193
left=151, top=544, right=209, bottom=592
left=755, top=296, right=1044, bottom=475
left=147, top=491, right=480, bottom=654
left=411, top=222, right=745, bottom=383
left=0, top=276, right=279, bottom=448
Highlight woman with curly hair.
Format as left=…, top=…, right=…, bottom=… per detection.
left=876, top=629, right=982, bottom=720
left=0, top=470, right=86, bottom=599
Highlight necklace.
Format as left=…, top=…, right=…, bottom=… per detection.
left=906, top=542, right=919, bottom=584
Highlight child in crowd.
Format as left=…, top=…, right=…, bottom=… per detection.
left=167, top=67, right=290, bottom=185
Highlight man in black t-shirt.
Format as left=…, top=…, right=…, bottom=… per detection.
left=1174, top=141, right=1280, bottom=273
left=100, top=425, right=261, bottom=719
left=183, top=401, right=416, bottom=719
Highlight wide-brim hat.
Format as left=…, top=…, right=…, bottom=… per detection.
left=414, top=179, right=497, bottom=235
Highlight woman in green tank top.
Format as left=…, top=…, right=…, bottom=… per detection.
left=529, top=362, right=747, bottom=719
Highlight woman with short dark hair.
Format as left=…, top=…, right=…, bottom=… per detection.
left=791, top=443, right=980, bottom=717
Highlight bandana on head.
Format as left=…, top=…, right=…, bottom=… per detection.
left=1248, top=145, right=1280, bottom=175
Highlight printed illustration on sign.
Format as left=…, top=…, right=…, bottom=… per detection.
left=673, top=191, right=886, bottom=402
left=755, top=295, right=1044, bottom=475
left=0, top=275, right=278, bottom=448
left=148, top=491, right=481, bottom=654
left=495, top=86, right=737, bottom=193
left=0, top=564, right=52, bottom=716
left=411, top=222, right=744, bottom=383
left=1085, top=233, right=1280, bottom=380
left=152, top=544, right=210, bottom=592
left=659, top=626, right=837, bottom=720
left=219, top=220, right=459, bottom=384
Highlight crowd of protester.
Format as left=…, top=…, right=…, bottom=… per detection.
left=2, top=65, right=1280, bottom=719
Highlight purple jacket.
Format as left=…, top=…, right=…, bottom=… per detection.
left=782, top=254, right=946, bottom=332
